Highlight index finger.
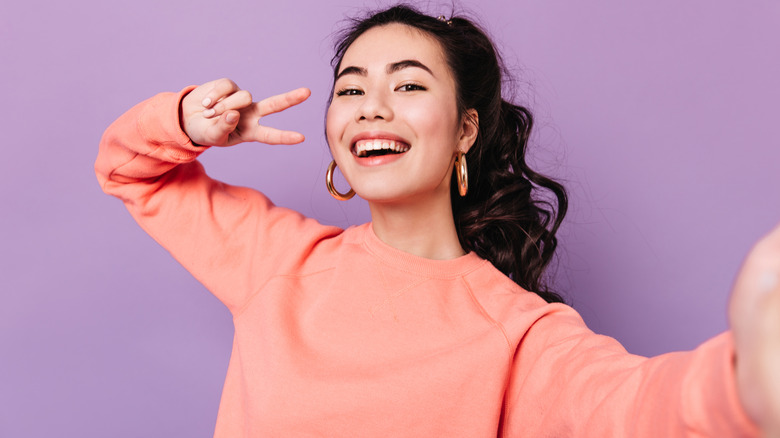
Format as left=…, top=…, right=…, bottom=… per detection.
left=255, top=87, right=311, bottom=117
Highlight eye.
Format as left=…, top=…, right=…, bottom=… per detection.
left=397, top=83, right=427, bottom=92
left=336, top=88, right=363, bottom=97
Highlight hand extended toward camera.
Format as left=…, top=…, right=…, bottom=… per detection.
left=180, top=78, right=311, bottom=147
left=730, top=224, right=780, bottom=436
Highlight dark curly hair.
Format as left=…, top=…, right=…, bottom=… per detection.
left=330, top=4, right=568, bottom=303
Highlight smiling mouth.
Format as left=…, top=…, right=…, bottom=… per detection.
left=353, top=139, right=411, bottom=157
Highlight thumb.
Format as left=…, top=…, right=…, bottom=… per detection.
left=730, top=225, right=780, bottom=324
left=729, top=223, right=780, bottom=430
left=223, top=110, right=239, bottom=130
left=202, top=110, right=241, bottom=146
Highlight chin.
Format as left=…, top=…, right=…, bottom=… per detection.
left=357, top=183, right=451, bottom=206
left=355, top=188, right=408, bottom=204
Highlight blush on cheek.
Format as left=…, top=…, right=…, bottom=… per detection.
left=400, top=97, right=459, bottom=139
left=325, top=104, right=349, bottom=141
left=324, top=118, right=339, bottom=149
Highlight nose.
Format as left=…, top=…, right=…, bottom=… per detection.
left=356, top=90, right=393, bottom=122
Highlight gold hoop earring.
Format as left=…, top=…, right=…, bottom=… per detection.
left=455, top=152, right=468, bottom=197
left=326, top=160, right=355, bottom=201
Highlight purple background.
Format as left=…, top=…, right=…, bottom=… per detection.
left=1, top=0, right=778, bottom=436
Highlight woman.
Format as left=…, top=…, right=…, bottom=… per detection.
left=96, top=5, right=778, bottom=436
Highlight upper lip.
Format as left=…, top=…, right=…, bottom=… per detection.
left=349, top=131, right=411, bottom=154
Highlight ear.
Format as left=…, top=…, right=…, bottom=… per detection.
left=457, top=109, right=479, bottom=154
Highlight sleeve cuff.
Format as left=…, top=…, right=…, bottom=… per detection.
left=137, top=85, right=207, bottom=163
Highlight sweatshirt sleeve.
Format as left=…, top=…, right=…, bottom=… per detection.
left=502, top=305, right=760, bottom=437
left=95, top=87, right=341, bottom=314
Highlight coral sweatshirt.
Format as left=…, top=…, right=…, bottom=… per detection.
left=95, top=87, right=759, bottom=437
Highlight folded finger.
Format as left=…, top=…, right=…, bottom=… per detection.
left=205, top=90, right=253, bottom=118
left=201, top=78, right=240, bottom=110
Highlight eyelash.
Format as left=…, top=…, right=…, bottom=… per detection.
left=336, top=88, right=363, bottom=96
left=335, top=83, right=427, bottom=96
left=398, top=83, right=426, bottom=92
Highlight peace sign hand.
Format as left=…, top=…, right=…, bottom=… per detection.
left=180, top=78, right=311, bottom=147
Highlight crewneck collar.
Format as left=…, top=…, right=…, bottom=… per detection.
left=360, top=223, right=486, bottom=278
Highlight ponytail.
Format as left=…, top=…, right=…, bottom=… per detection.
left=453, top=101, right=568, bottom=303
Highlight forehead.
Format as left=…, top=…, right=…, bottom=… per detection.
left=340, top=23, right=448, bottom=72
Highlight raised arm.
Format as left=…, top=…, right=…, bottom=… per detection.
left=95, top=80, right=339, bottom=313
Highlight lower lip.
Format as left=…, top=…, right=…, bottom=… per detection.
left=354, top=152, right=407, bottom=166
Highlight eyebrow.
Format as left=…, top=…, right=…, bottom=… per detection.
left=388, top=59, right=434, bottom=76
left=336, top=59, right=434, bottom=80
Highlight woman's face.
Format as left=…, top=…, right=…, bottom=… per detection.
left=326, top=23, right=476, bottom=204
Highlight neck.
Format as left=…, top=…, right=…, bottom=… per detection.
left=368, top=191, right=465, bottom=260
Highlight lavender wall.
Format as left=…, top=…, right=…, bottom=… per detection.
left=2, top=0, right=778, bottom=436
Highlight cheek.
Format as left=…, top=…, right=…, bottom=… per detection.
left=325, top=105, right=342, bottom=150
left=402, top=97, right=460, bottom=140
left=325, top=105, right=355, bottom=170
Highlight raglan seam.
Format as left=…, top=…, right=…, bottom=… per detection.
left=232, top=266, right=339, bottom=320
left=459, top=275, right=513, bottom=356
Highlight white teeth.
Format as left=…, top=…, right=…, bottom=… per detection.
left=354, top=139, right=410, bottom=157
